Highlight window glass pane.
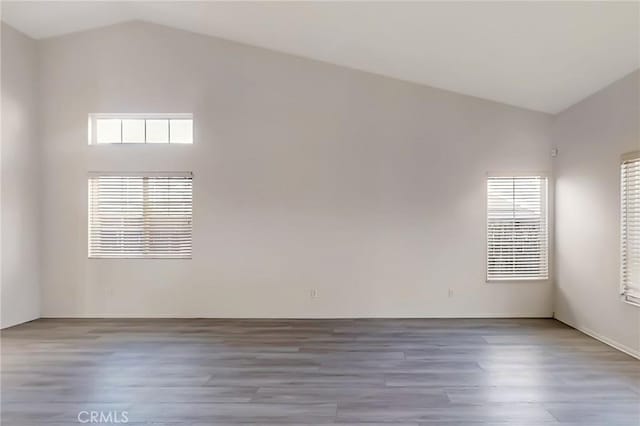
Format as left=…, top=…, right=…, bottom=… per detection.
left=96, top=119, right=121, bottom=144
left=169, top=119, right=193, bottom=144
left=146, top=120, right=169, bottom=143
left=122, top=119, right=145, bottom=143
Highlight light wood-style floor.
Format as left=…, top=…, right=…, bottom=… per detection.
left=1, top=318, right=639, bottom=425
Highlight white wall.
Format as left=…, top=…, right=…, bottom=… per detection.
left=554, top=70, right=640, bottom=357
left=1, top=23, right=40, bottom=328
left=38, top=22, right=554, bottom=318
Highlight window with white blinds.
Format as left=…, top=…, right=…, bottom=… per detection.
left=621, top=152, right=640, bottom=306
left=88, top=173, right=193, bottom=259
left=487, top=175, right=549, bottom=281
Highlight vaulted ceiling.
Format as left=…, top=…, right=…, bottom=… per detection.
left=2, top=1, right=639, bottom=113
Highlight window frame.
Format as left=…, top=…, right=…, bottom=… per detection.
left=87, top=171, right=194, bottom=260
left=88, top=113, right=194, bottom=145
left=485, top=171, right=551, bottom=283
left=620, top=151, right=640, bottom=307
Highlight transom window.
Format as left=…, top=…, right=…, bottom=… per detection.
left=486, top=175, right=549, bottom=281
left=89, top=114, right=193, bottom=144
left=88, top=172, right=193, bottom=259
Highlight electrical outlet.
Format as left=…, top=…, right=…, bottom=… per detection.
left=448, top=288, right=454, bottom=298
left=310, top=289, right=319, bottom=299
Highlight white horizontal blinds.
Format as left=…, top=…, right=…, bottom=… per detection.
left=621, top=154, right=640, bottom=305
left=89, top=174, right=192, bottom=258
left=487, top=176, right=548, bottom=280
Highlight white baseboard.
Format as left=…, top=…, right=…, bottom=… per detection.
left=41, top=313, right=552, bottom=319
left=555, top=317, right=640, bottom=360
left=0, top=316, right=39, bottom=330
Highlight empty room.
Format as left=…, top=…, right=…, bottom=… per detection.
left=1, top=1, right=639, bottom=424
